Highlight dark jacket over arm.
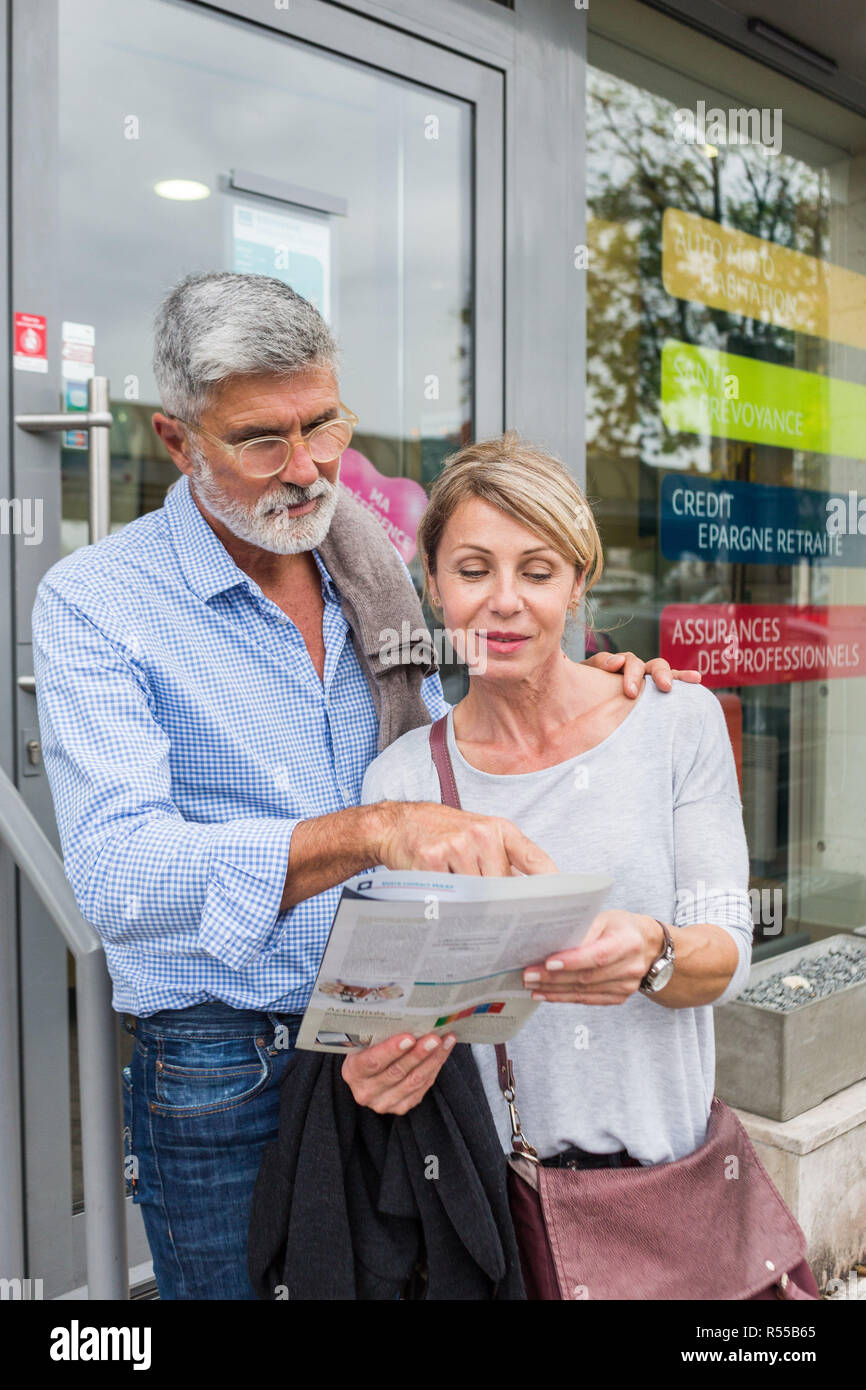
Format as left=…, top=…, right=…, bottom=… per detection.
left=247, top=1044, right=526, bottom=1301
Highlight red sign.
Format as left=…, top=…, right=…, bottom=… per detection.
left=660, top=604, right=866, bottom=688
left=13, top=312, right=47, bottom=372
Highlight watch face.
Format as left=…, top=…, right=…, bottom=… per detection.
left=649, top=957, right=675, bottom=991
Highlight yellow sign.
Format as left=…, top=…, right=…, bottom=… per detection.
left=662, top=209, right=866, bottom=353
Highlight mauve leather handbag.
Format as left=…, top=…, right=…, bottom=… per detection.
left=429, top=715, right=819, bottom=1301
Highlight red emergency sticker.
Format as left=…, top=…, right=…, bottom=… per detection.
left=14, top=312, right=48, bottom=372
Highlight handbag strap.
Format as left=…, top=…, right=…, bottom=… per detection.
left=429, top=714, right=461, bottom=811
left=429, top=716, right=538, bottom=1159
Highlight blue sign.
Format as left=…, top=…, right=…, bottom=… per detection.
left=660, top=475, right=866, bottom=568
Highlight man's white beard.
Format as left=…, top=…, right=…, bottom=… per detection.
left=189, top=446, right=340, bottom=554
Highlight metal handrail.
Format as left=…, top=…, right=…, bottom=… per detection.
left=0, top=768, right=129, bottom=1299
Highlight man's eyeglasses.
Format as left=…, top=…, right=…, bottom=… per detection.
left=172, top=402, right=359, bottom=479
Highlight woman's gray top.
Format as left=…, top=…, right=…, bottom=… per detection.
left=361, top=675, right=753, bottom=1164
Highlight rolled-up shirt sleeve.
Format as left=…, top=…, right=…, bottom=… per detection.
left=672, top=690, right=754, bottom=1005
left=32, top=581, right=296, bottom=970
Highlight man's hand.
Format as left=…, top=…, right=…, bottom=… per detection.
left=342, top=1030, right=457, bottom=1114
left=522, top=910, right=663, bottom=1004
left=584, top=651, right=701, bottom=698
left=281, top=801, right=556, bottom=910
left=375, top=801, right=558, bottom=877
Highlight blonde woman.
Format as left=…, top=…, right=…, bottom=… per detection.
left=345, top=431, right=753, bottom=1170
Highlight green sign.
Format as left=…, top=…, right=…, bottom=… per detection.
left=661, top=339, right=866, bottom=461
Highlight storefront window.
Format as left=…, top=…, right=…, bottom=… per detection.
left=586, top=31, right=866, bottom=948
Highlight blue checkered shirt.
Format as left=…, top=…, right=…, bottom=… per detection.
left=31, top=473, right=447, bottom=1015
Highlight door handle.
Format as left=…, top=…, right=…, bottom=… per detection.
left=16, top=376, right=113, bottom=542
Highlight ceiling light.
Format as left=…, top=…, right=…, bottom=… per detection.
left=154, top=179, right=211, bottom=201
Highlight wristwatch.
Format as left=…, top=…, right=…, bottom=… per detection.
left=639, top=918, right=676, bottom=994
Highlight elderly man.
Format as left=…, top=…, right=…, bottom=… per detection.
left=32, top=271, right=694, bottom=1300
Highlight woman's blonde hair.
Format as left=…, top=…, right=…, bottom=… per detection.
left=416, top=431, right=604, bottom=617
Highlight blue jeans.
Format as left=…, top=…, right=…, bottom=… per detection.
left=122, top=1002, right=302, bottom=1300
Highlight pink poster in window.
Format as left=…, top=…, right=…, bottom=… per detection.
left=339, top=447, right=428, bottom=565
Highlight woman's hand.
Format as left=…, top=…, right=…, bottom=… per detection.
left=583, top=651, right=702, bottom=698
left=522, top=911, right=664, bottom=1004
left=341, top=1030, right=457, bottom=1114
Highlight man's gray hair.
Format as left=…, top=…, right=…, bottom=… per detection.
left=152, top=271, right=340, bottom=421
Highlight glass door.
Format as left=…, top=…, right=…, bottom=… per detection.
left=57, top=0, right=478, bottom=559
left=12, top=0, right=503, bottom=1296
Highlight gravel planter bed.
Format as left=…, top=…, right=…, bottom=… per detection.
left=739, top=941, right=866, bottom=1013
left=714, top=934, right=866, bottom=1120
